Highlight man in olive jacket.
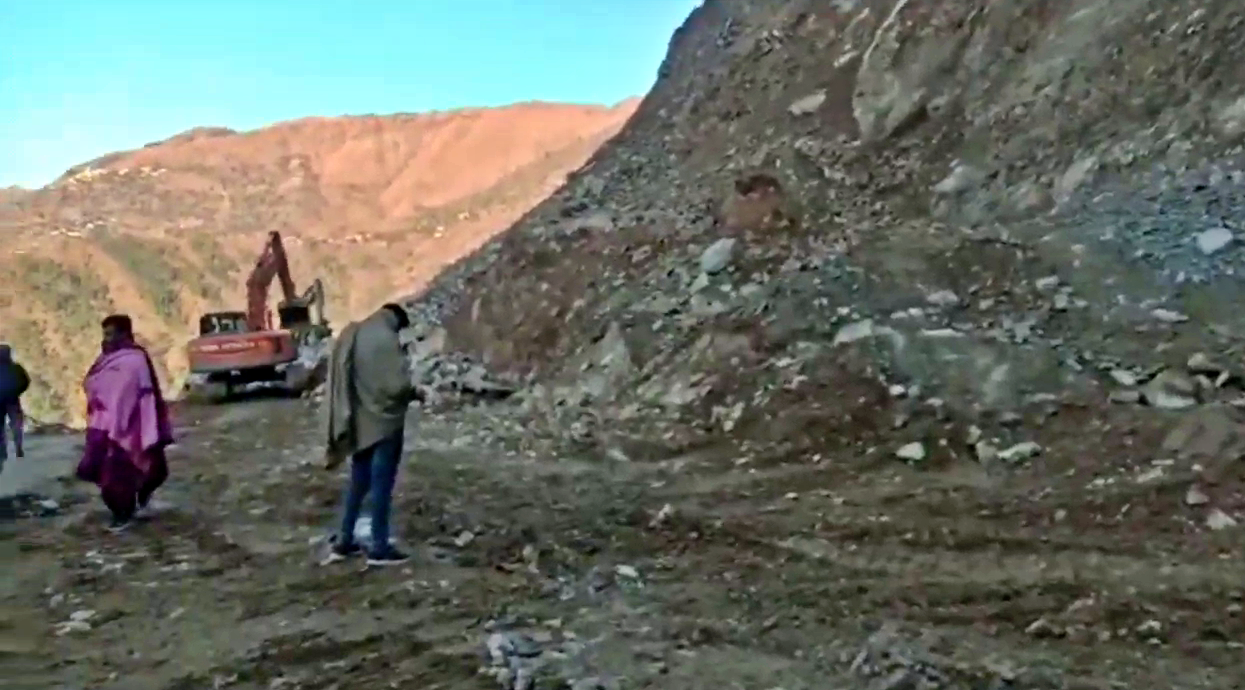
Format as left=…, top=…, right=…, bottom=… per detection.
left=323, top=303, right=422, bottom=566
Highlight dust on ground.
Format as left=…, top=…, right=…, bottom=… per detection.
left=1, top=386, right=1242, bottom=690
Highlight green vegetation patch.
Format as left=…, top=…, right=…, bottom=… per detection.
left=95, top=232, right=185, bottom=321
left=188, top=233, right=241, bottom=297
left=11, top=255, right=114, bottom=335
left=0, top=317, right=69, bottom=423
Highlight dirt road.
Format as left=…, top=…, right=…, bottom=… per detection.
left=1, top=393, right=1242, bottom=690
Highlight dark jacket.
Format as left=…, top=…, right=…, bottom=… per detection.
left=0, top=345, right=30, bottom=405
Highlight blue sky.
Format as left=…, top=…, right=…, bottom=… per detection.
left=0, top=0, right=701, bottom=188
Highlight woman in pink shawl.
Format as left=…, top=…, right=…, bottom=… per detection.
left=76, top=314, right=174, bottom=532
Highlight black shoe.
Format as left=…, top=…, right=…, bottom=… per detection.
left=107, top=517, right=132, bottom=533
left=366, top=545, right=410, bottom=567
left=14, top=449, right=23, bottom=458
left=323, top=536, right=363, bottom=564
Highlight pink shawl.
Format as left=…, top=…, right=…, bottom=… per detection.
left=83, top=345, right=173, bottom=472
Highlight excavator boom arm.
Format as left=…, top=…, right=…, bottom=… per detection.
left=244, top=231, right=299, bottom=331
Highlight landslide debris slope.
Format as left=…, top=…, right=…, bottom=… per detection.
left=400, top=0, right=1245, bottom=686
left=0, top=101, right=635, bottom=424
left=12, top=3, right=1245, bottom=689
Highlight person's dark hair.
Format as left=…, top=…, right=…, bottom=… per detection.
left=101, top=314, right=133, bottom=334
left=380, top=303, right=410, bottom=330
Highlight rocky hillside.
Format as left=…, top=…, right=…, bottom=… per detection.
left=424, top=0, right=1245, bottom=457
left=0, top=100, right=636, bottom=423
left=395, top=0, right=1245, bottom=685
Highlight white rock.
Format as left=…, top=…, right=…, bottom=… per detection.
left=699, top=238, right=737, bottom=274
left=932, top=164, right=986, bottom=195
left=974, top=442, right=998, bottom=463
left=1142, top=369, right=1199, bottom=410
left=832, top=319, right=906, bottom=349
left=1109, top=389, right=1142, bottom=404
left=1034, top=275, right=1061, bottom=291
left=925, top=290, right=960, bottom=307
left=966, top=425, right=983, bottom=444
left=832, top=319, right=876, bottom=345
left=1109, top=369, right=1138, bottom=387
left=1184, top=486, right=1209, bottom=506
left=1194, top=227, right=1234, bottom=255
left=486, top=632, right=515, bottom=666
left=54, top=621, right=92, bottom=636
left=1206, top=508, right=1237, bottom=531
left=1025, top=617, right=1058, bottom=637
left=649, top=503, right=675, bottom=528
left=614, top=564, right=640, bottom=579
left=1215, top=95, right=1245, bottom=137
left=919, top=328, right=963, bottom=338
left=895, top=442, right=926, bottom=461
left=1145, top=390, right=1197, bottom=410
left=1151, top=308, right=1189, bottom=323
left=1186, top=352, right=1220, bottom=374
left=788, top=90, right=827, bottom=116
left=997, top=441, right=1042, bottom=463
left=1054, top=155, right=1099, bottom=205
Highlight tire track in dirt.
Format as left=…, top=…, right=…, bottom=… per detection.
left=5, top=398, right=1244, bottom=689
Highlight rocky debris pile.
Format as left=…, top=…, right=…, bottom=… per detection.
left=475, top=616, right=1063, bottom=690
left=0, top=492, right=62, bottom=520
left=408, top=350, right=517, bottom=400
left=385, top=4, right=1245, bottom=684
left=1059, top=162, right=1245, bottom=287
left=1106, top=353, right=1245, bottom=409
left=303, top=327, right=518, bottom=405
left=842, top=627, right=961, bottom=690
left=403, top=280, right=465, bottom=330
left=479, top=627, right=616, bottom=690
left=52, top=609, right=98, bottom=637
left=841, top=624, right=1067, bottom=689
left=402, top=325, right=519, bottom=401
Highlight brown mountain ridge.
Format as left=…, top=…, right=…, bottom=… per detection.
left=0, top=99, right=637, bottom=423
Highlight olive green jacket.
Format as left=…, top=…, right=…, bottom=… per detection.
left=323, top=308, right=416, bottom=468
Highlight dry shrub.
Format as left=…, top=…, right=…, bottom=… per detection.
left=718, top=172, right=799, bottom=232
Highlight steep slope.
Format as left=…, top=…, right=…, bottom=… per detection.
left=400, top=0, right=1245, bottom=686
left=0, top=186, right=29, bottom=204
left=0, top=100, right=636, bottom=423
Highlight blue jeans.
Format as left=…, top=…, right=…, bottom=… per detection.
left=338, top=430, right=404, bottom=551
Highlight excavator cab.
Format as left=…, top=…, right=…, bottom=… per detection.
left=198, top=311, right=250, bottom=336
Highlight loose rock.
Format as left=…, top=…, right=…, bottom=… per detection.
left=699, top=238, right=737, bottom=274
left=895, top=442, right=926, bottom=461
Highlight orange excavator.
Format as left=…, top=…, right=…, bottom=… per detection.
left=182, top=231, right=331, bottom=401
